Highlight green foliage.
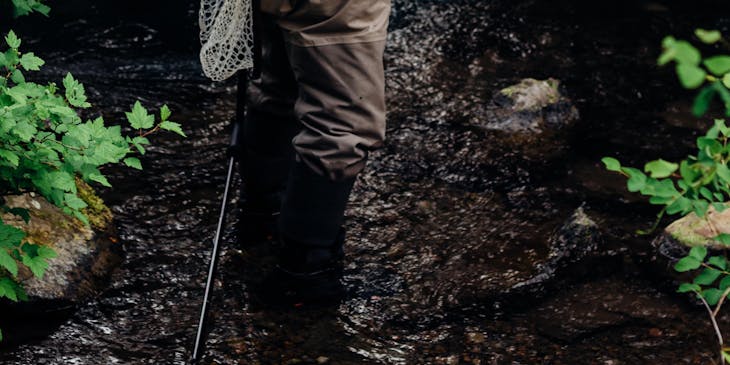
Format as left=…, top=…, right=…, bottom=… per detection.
left=0, top=30, right=180, bottom=220
left=0, top=220, right=45, bottom=302
left=601, top=119, right=730, bottom=224
left=0, top=30, right=183, bottom=332
left=607, top=29, right=730, bottom=362
left=7, top=0, right=49, bottom=17
left=659, top=31, right=730, bottom=117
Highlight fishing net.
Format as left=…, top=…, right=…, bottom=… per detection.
left=199, top=0, right=254, bottom=81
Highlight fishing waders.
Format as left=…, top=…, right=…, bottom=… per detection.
left=193, top=0, right=390, bottom=359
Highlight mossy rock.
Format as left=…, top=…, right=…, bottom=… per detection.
left=1, top=182, right=120, bottom=303
left=480, top=78, right=579, bottom=133
left=647, top=207, right=730, bottom=290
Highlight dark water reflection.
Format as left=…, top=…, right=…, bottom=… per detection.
left=1, top=0, right=730, bottom=363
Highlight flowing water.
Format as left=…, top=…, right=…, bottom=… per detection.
left=1, top=0, right=730, bottom=364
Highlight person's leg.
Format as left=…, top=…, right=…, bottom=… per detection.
left=278, top=40, right=387, bottom=270
left=257, top=39, right=387, bottom=305
left=239, top=14, right=301, bottom=244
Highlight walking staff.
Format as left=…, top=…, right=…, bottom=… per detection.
left=191, top=0, right=260, bottom=361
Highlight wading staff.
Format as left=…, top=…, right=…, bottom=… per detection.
left=190, top=71, right=247, bottom=363
left=191, top=0, right=261, bottom=361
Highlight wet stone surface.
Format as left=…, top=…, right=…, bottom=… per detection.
left=2, top=0, right=730, bottom=364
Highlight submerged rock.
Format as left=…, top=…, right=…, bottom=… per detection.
left=506, top=206, right=607, bottom=300
left=1, top=183, right=120, bottom=304
left=479, top=78, right=579, bottom=133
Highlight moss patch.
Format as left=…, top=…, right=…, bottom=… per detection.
left=499, top=78, right=562, bottom=112
left=76, top=178, right=112, bottom=230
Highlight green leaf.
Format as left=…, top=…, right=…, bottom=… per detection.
left=21, top=252, right=49, bottom=279
left=19, top=52, right=44, bottom=71
left=160, top=104, right=171, bottom=121
left=716, top=233, right=730, bottom=245
left=667, top=196, right=692, bottom=215
left=123, top=157, right=142, bottom=170
left=693, top=85, right=716, bottom=117
left=5, top=31, right=20, bottom=49
left=159, top=121, right=186, bottom=137
left=702, top=288, right=725, bottom=306
left=698, top=137, right=722, bottom=154
left=601, top=157, right=621, bottom=172
left=64, top=193, right=87, bottom=210
left=29, top=1, right=51, bottom=16
left=713, top=119, right=730, bottom=136
left=0, top=250, right=18, bottom=277
left=678, top=282, right=701, bottom=293
left=720, top=276, right=730, bottom=290
left=689, top=246, right=708, bottom=261
left=680, top=160, right=700, bottom=184
left=130, top=136, right=150, bottom=154
left=622, top=167, right=647, bottom=192
left=0, top=150, right=19, bottom=167
left=694, top=268, right=722, bottom=285
left=715, top=202, right=729, bottom=212
left=37, top=246, right=56, bottom=260
left=125, top=101, right=155, bottom=130
left=676, top=63, right=707, bottom=89
left=693, top=199, right=710, bottom=217
left=10, top=68, right=25, bottom=84
left=88, top=172, right=111, bottom=188
left=644, top=159, right=678, bottom=178
left=674, top=41, right=702, bottom=65
left=700, top=187, right=714, bottom=201
left=659, top=38, right=701, bottom=66
left=62, top=73, right=91, bottom=108
left=713, top=82, right=730, bottom=116
left=696, top=29, right=722, bottom=44
left=674, top=256, right=702, bottom=272
left=708, top=256, right=728, bottom=270
left=717, top=164, right=730, bottom=183
left=0, top=278, right=19, bottom=302
left=704, top=56, right=730, bottom=76
left=0, top=224, right=25, bottom=247
left=646, top=179, right=679, bottom=198
left=723, top=74, right=730, bottom=89
left=48, top=171, right=76, bottom=192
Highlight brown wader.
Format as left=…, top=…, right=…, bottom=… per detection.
left=241, top=0, right=390, bottom=302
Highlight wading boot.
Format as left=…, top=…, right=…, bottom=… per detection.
left=237, top=109, right=298, bottom=246
left=255, top=160, right=355, bottom=306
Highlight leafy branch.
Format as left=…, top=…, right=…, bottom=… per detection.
left=0, top=30, right=185, bottom=340
left=604, top=28, right=730, bottom=363
left=7, top=0, right=49, bottom=18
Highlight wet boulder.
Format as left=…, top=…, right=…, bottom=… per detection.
left=1, top=182, right=120, bottom=305
left=504, top=206, right=609, bottom=302
left=479, top=78, right=579, bottom=133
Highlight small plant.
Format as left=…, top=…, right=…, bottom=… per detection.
left=659, top=29, right=730, bottom=117
left=604, top=28, right=730, bottom=363
left=675, top=246, right=730, bottom=363
left=0, top=30, right=185, bottom=340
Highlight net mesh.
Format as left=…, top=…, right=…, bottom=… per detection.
left=199, top=0, right=254, bottom=81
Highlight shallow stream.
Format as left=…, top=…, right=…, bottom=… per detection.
left=1, top=0, right=730, bottom=363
